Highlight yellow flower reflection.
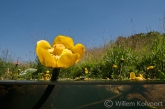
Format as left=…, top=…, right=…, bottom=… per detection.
left=36, top=35, right=85, bottom=68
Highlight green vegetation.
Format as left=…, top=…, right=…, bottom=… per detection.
left=1, top=31, right=165, bottom=80
left=60, top=31, right=165, bottom=80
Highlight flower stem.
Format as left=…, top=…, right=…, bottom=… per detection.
left=51, top=68, right=60, bottom=81
left=32, top=68, right=60, bottom=109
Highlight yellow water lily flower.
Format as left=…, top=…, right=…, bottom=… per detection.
left=46, top=70, right=49, bottom=74
left=129, top=72, right=136, bottom=80
left=85, top=68, right=88, bottom=74
left=147, top=66, right=154, bottom=70
left=129, top=72, right=146, bottom=81
left=36, top=35, right=85, bottom=68
left=113, top=64, right=117, bottom=68
left=44, top=73, right=51, bottom=80
left=139, top=74, right=146, bottom=80
left=135, top=77, right=143, bottom=81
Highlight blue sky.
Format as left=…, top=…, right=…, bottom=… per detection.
left=0, top=0, right=165, bottom=62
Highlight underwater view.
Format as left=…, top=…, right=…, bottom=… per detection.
left=1, top=0, right=165, bottom=109
left=0, top=83, right=165, bottom=109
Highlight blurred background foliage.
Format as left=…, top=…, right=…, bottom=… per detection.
left=0, top=31, right=165, bottom=80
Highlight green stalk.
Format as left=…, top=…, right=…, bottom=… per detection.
left=32, top=68, right=60, bottom=109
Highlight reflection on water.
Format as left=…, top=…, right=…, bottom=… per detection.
left=0, top=85, right=165, bottom=109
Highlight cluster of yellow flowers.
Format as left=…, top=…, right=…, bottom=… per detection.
left=40, top=70, right=51, bottom=80
left=35, top=35, right=157, bottom=81
left=129, top=72, right=146, bottom=81
left=130, top=66, right=154, bottom=80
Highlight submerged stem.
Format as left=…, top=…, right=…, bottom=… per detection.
left=32, top=68, right=60, bottom=109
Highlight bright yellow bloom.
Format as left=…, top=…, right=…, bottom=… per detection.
left=44, top=73, right=51, bottom=80
left=129, top=72, right=146, bottom=81
left=129, top=72, right=136, bottom=80
left=139, top=74, right=146, bottom=80
left=147, top=66, right=154, bottom=70
left=46, top=70, right=49, bottom=74
left=85, top=68, right=88, bottom=74
left=135, top=77, right=143, bottom=81
left=36, top=35, right=85, bottom=68
left=113, top=64, right=117, bottom=68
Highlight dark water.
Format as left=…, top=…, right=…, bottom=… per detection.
left=0, top=84, right=165, bottom=109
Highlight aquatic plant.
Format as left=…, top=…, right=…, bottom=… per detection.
left=36, top=35, right=85, bottom=68
left=33, top=35, right=85, bottom=108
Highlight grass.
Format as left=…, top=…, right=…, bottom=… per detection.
left=0, top=31, right=165, bottom=80
left=59, top=31, right=165, bottom=80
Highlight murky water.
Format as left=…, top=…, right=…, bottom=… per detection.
left=0, top=83, right=165, bottom=109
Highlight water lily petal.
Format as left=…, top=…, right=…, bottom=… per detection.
left=57, top=53, right=79, bottom=68
left=36, top=40, right=51, bottom=50
left=129, top=72, right=136, bottom=80
left=135, top=77, right=144, bottom=81
left=72, top=43, right=85, bottom=62
left=53, top=35, right=74, bottom=49
left=37, top=48, right=57, bottom=68
left=139, top=74, right=146, bottom=80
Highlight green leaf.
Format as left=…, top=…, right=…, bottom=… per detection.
left=158, top=71, right=165, bottom=79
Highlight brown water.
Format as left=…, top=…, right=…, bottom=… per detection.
left=0, top=84, right=165, bottom=109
